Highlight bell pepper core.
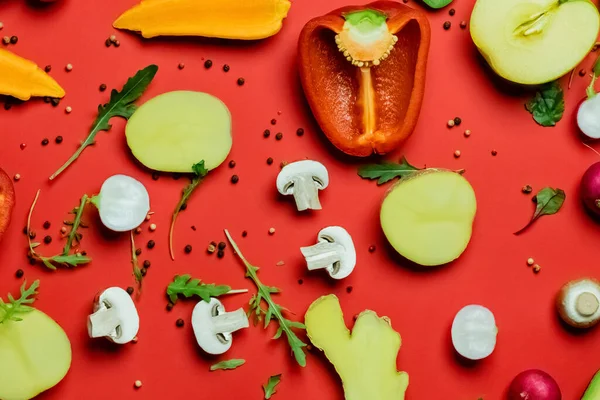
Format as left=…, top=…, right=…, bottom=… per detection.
left=298, top=2, right=431, bottom=157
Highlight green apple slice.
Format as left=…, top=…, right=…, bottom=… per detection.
left=471, top=0, right=600, bottom=85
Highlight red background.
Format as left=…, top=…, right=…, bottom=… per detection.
left=1, top=0, right=599, bottom=398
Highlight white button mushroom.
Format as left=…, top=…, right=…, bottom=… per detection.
left=192, top=298, right=249, bottom=355
left=451, top=305, right=497, bottom=360
left=276, top=160, right=329, bottom=211
left=87, top=287, right=140, bottom=344
left=92, top=175, right=150, bottom=232
left=556, top=278, right=600, bottom=328
left=300, top=226, right=356, bottom=280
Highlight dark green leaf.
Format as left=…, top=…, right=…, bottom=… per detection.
left=166, top=274, right=232, bottom=304
left=192, top=161, right=208, bottom=178
left=525, top=82, right=565, bottom=127
left=593, top=55, right=600, bottom=77
left=358, top=156, right=422, bottom=185
left=515, top=187, right=565, bottom=235
left=420, top=0, right=453, bottom=8
left=50, top=65, right=159, bottom=180
left=210, top=359, right=245, bottom=371
left=263, top=374, right=282, bottom=399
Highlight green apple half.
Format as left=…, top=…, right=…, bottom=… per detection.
left=471, top=0, right=600, bottom=85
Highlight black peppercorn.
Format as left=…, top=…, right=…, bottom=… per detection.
left=43, top=221, right=51, bottom=229
left=346, top=286, right=353, bottom=294
left=166, top=303, right=174, bottom=311
left=29, top=230, right=36, bottom=239
left=44, top=65, right=51, bottom=73
left=449, top=8, right=455, bottom=16
left=267, top=157, right=274, bottom=165
left=237, top=78, right=245, bottom=86
left=44, top=235, right=52, bottom=244
left=271, top=119, right=277, bottom=125
left=242, top=230, right=248, bottom=237
left=15, top=269, right=24, bottom=278
left=43, top=97, right=51, bottom=103
left=135, top=248, right=142, bottom=256
left=231, top=175, right=239, bottom=184
left=460, top=20, right=468, bottom=29
left=204, top=60, right=213, bottom=69
left=176, top=318, right=185, bottom=327
left=152, top=172, right=159, bottom=180
left=10, top=36, right=18, bottom=44
left=143, top=260, right=151, bottom=268
left=55, top=136, right=63, bottom=144
left=443, top=21, right=451, bottom=30
left=223, top=64, right=230, bottom=72
left=228, top=160, right=236, bottom=168
left=141, top=268, right=147, bottom=277
left=454, top=117, right=462, bottom=126
left=368, top=245, right=376, bottom=253
left=217, top=242, right=226, bottom=250
left=298, top=279, right=304, bottom=285
left=105, top=39, right=112, bottom=47
left=184, top=244, right=192, bottom=253
left=126, top=287, right=134, bottom=295
left=275, top=132, right=283, bottom=140
left=217, top=250, right=224, bottom=258
left=41, top=138, right=49, bottom=146
left=491, top=150, right=498, bottom=156
left=263, top=129, right=271, bottom=138
left=191, top=225, right=197, bottom=231
left=180, top=203, right=187, bottom=211
left=296, top=128, right=304, bottom=136
left=147, top=240, right=155, bottom=249
left=50, top=98, right=60, bottom=107
left=23, top=227, right=28, bottom=235
left=99, top=84, right=107, bottom=92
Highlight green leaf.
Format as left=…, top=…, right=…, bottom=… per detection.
left=525, top=82, right=565, bottom=127
left=593, top=55, right=600, bottom=77
left=515, top=187, right=565, bottom=235
left=263, top=374, right=282, bottom=399
left=62, top=195, right=89, bottom=256
left=49, top=65, right=159, bottom=180
left=169, top=160, right=208, bottom=260
left=0, top=280, right=40, bottom=324
left=358, top=156, right=422, bottom=185
left=224, top=230, right=308, bottom=367
left=210, top=359, right=245, bottom=371
left=166, top=274, right=232, bottom=304
left=420, top=0, right=453, bottom=8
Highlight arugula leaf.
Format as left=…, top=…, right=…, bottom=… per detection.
left=62, top=195, right=88, bottom=256
left=420, top=0, right=452, bottom=9
left=515, top=187, right=565, bottom=235
left=27, top=190, right=92, bottom=270
left=358, top=157, right=422, bottom=185
left=49, top=65, right=159, bottom=180
left=169, top=161, right=209, bottom=260
left=210, top=359, right=245, bottom=371
left=525, top=82, right=565, bottom=127
left=167, top=274, right=233, bottom=304
left=586, top=54, right=600, bottom=99
left=130, top=232, right=143, bottom=293
left=0, top=280, right=39, bottom=324
left=225, top=230, right=308, bottom=367
left=263, top=374, right=282, bottom=399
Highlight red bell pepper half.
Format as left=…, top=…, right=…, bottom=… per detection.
left=298, top=1, right=431, bottom=157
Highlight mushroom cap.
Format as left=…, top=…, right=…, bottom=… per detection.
left=192, top=298, right=232, bottom=355
left=318, top=226, right=356, bottom=279
left=98, top=175, right=150, bottom=232
left=276, top=160, right=329, bottom=195
left=92, top=287, right=140, bottom=344
left=556, top=278, right=600, bottom=328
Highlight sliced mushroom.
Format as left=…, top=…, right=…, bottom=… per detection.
left=192, top=298, right=249, bottom=355
left=87, top=287, right=140, bottom=344
left=276, top=160, right=329, bottom=211
left=556, top=278, right=600, bottom=328
left=94, top=174, right=150, bottom=232
left=300, top=226, right=356, bottom=280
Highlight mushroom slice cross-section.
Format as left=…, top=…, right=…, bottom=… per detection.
left=300, top=226, right=356, bottom=280
left=192, top=298, right=249, bottom=355
left=276, top=160, right=329, bottom=211
left=87, top=287, right=140, bottom=344
left=556, top=278, right=600, bottom=328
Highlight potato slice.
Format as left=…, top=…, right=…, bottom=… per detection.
left=380, top=170, right=476, bottom=266
left=0, top=310, right=72, bottom=400
left=305, top=295, right=409, bottom=400
left=126, top=91, right=232, bottom=172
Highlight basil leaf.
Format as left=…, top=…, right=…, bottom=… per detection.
left=263, top=374, right=282, bottom=399
left=358, top=156, right=422, bottom=185
left=420, top=0, right=453, bottom=8
left=525, top=82, right=565, bottom=127
left=515, top=187, right=565, bottom=235
left=210, top=359, right=245, bottom=371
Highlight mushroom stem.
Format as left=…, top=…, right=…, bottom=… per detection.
left=576, top=292, right=599, bottom=316
left=213, top=308, right=249, bottom=334
left=88, top=305, right=120, bottom=339
left=301, top=242, right=344, bottom=271
left=292, top=175, right=322, bottom=211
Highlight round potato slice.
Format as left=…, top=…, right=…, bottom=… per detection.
left=126, top=91, right=232, bottom=172
left=380, top=170, right=476, bottom=266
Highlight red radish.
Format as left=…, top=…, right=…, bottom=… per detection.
left=508, top=369, right=561, bottom=400
left=581, top=162, right=600, bottom=218
left=0, top=167, right=15, bottom=243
